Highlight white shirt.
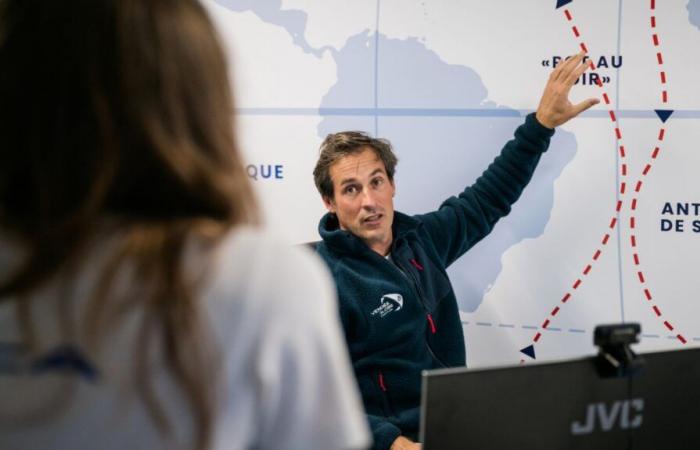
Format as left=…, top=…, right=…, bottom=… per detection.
left=0, top=227, right=370, bottom=450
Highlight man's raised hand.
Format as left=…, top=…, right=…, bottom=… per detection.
left=535, top=51, right=600, bottom=129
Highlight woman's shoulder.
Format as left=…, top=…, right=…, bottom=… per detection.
left=201, top=226, right=336, bottom=317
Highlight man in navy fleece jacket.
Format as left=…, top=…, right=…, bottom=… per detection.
left=312, top=52, right=599, bottom=450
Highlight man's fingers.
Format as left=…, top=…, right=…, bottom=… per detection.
left=550, top=52, right=579, bottom=81
left=564, top=58, right=592, bottom=85
left=550, top=59, right=565, bottom=81
left=571, top=97, right=601, bottom=117
left=559, top=52, right=586, bottom=81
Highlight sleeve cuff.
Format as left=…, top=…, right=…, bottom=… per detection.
left=372, top=421, right=402, bottom=450
left=526, top=112, right=556, bottom=139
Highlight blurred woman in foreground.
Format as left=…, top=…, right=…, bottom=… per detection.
left=0, top=1, right=369, bottom=449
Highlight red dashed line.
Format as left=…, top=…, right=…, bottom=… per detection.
left=625, top=4, right=687, bottom=347
left=524, top=7, right=640, bottom=356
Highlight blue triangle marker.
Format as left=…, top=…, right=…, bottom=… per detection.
left=655, top=109, right=673, bottom=123
left=520, top=345, right=536, bottom=360
left=556, top=0, right=573, bottom=8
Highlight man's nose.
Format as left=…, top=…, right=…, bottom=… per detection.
left=360, top=187, right=378, bottom=209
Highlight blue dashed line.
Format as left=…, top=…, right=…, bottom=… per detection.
left=641, top=334, right=700, bottom=341
left=459, top=324, right=700, bottom=341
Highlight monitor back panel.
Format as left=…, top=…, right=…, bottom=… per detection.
left=421, top=348, right=700, bottom=450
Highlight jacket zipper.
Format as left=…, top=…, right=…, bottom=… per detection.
left=425, top=339, right=446, bottom=368
left=392, top=257, right=449, bottom=368
left=376, top=371, right=397, bottom=417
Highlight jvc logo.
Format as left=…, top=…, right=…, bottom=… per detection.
left=571, top=398, right=644, bottom=435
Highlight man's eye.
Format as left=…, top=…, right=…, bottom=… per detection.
left=372, top=178, right=384, bottom=187
left=345, top=186, right=358, bottom=194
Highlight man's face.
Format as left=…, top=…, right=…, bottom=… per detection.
left=323, top=147, right=395, bottom=255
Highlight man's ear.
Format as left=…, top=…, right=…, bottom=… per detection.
left=322, top=195, right=336, bottom=213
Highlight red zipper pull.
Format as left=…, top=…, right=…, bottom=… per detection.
left=427, top=314, right=437, bottom=334
left=410, top=258, right=424, bottom=271
left=378, top=372, right=387, bottom=392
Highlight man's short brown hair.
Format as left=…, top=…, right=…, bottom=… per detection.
left=313, top=131, right=398, bottom=200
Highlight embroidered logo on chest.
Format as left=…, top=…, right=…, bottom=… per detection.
left=370, top=293, right=404, bottom=318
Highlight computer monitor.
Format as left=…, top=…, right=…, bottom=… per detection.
left=420, top=347, right=700, bottom=450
